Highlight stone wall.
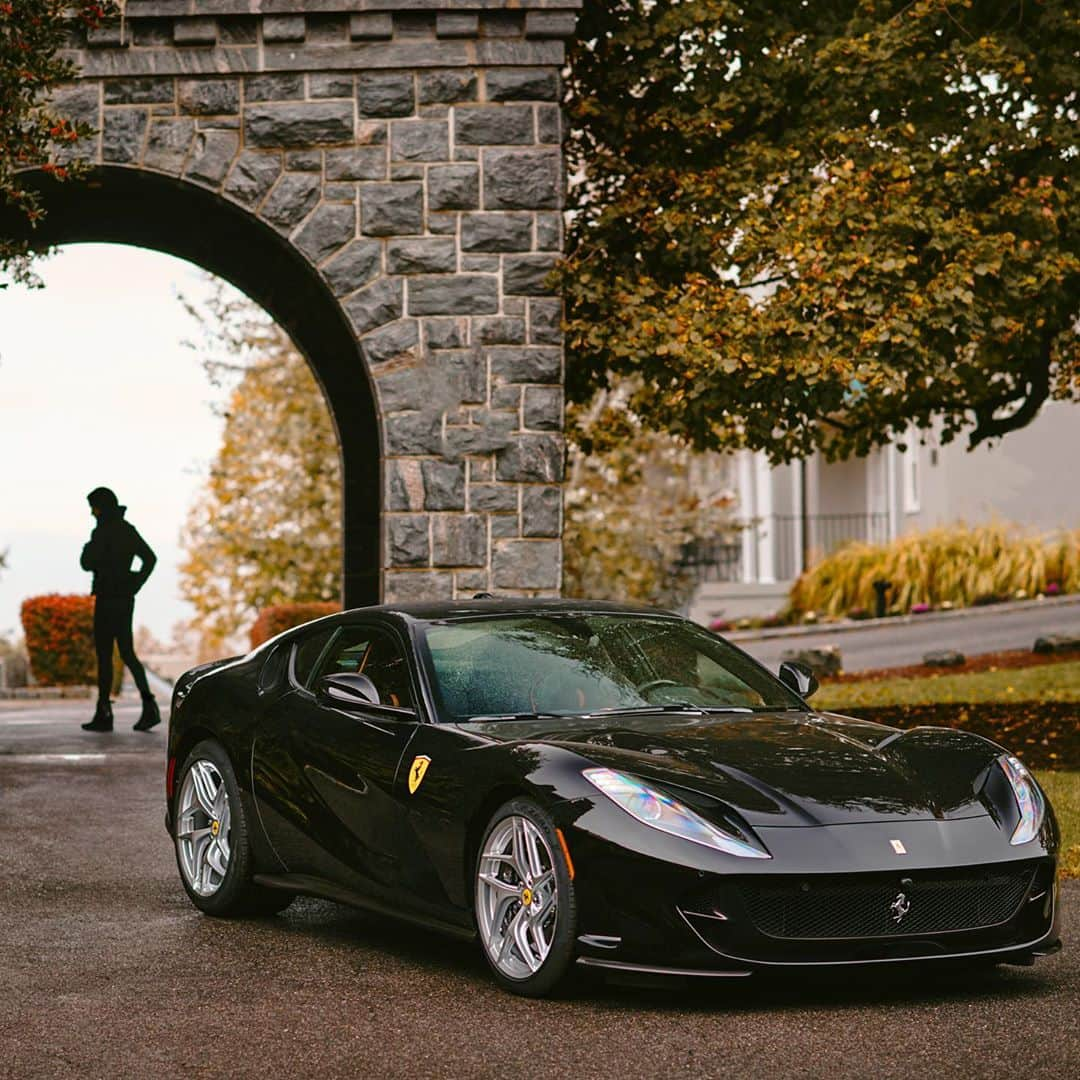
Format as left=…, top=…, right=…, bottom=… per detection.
left=54, top=1, right=577, bottom=602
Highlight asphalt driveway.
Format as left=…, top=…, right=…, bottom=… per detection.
left=1, top=700, right=1075, bottom=1079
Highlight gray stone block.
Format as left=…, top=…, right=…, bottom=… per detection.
left=424, top=318, right=467, bottom=349
left=475, top=317, right=527, bottom=345
left=454, top=106, right=534, bottom=146
left=295, top=203, right=357, bottom=264
left=492, top=385, right=521, bottom=410
left=484, top=149, right=561, bottom=210
left=375, top=366, right=426, bottom=413
left=285, top=150, right=322, bottom=172
left=489, top=347, right=562, bottom=384
left=445, top=413, right=517, bottom=458
left=358, top=73, right=414, bottom=118
left=389, top=515, right=430, bottom=567
left=387, top=238, right=457, bottom=275
left=391, top=164, right=425, bottom=180
left=529, top=298, right=563, bottom=345
left=537, top=105, right=562, bottom=145
left=263, top=16, right=306, bottom=43
left=310, top=74, right=354, bottom=99
left=535, top=212, right=562, bottom=251
left=362, top=319, right=420, bottom=367
left=486, top=68, right=560, bottom=102
left=104, top=79, right=173, bottom=105
left=419, top=70, right=477, bottom=105
left=455, top=569, right=491, bottom=593
left=388, top=459, right=425, bottom=512
left=442, top=350, right=487, bottom=404
left=323, top=182, right=357, bottom=202
left=427, top=165, right=479, bottom=211
left=462, top=255, right=500, bottom=273
left=144, top=118, right=195, bottom=173
left=491, top=515, right=521, bottom=539
left=244, top=74, right=305, bottom=102
left=408, top=276, right=498, bottom=316
left=470, top=484, right=519, bottom=513
left=436, top=13, right=479, bottom=37
left=384, top=570, right=454, bottom=602
left=1033, top=634, right=1080, bottom=655
left=386, top=413, right=444, bottom=455
left=503, top=254, right=560, bottom=295
left=223, top=151, right=282, bottom=206
left=349, top=13, right=393, bottom=40
left=361, top=183, right=424, bottom=236
left=132, top=22, right=172, bottom=48
left=51, top=85, right=99, bottom=136
left=185, top=129, right=239, bottom=187
left=261, top=173, right=321, bottom=231
left=102, top=110, right=147, bottom=164
left=345, top=277, right=403, bottom=335
left=245, top=103, right=354, bottom=149
left=524, top=12, right=578, bottom=39
left=460, top=212, right=532, bottom=252
left=174, top=17, right=217, bottom=46
left=433, top=515, right=487, bottom=567
left=523, top=386, right=562, bottom=431
left=522, top=486, right=562, bottom=537
left=390, top=120, right=449, bottom=162
left=494, top=540, right=561, bottom=590
left=356, top=121, right=388, bottom=146
left=422, top=461, right=466, bottom=511
left=87, top=21, right=126, bottom=48
left=924, top=650, right=966, bottom=667
left=322, top=239, right=382, bottom=296
left=496, top=434, right=564, bottom=482
left=178, top=79, right=239, bottom=116
left=325, top=148, right=386, bottom=181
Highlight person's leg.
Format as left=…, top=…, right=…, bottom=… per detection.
left=114, top=598, right=152, bottom=700
left=83, top=597, right=115, bottom=731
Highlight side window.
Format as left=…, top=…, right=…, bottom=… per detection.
left=315, top=626, right=414, bottom=709
left=292, top=628, right=336, bottom=690
left=257, top=644, right=289, bottom=694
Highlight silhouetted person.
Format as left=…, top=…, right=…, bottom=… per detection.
left=79, top=487, right=160, bottom=733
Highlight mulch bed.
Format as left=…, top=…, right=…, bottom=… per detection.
left=844, top=701, right=1080, bottom=770
left=826, top=649, right=1072, bottom=684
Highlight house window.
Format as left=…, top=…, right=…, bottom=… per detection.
left=902, top=429, right=921, bottom=513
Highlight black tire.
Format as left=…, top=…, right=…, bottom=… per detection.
left=173, top=739, right=293, bottom=917
left=474, top=798, right=578, bottom=997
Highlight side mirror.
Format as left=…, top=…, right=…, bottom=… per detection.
left=317, top=672, right=381, bottom=708
left=778, top=660, right=819, bottom=700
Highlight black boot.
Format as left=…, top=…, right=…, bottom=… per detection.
left=133, top=696, right=161, bottom=732
left=82, top=700, right=113, bottom=733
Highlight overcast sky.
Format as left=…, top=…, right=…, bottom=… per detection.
left=0, top=244, right=230, bottom=644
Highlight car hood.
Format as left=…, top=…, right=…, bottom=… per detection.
left=466, top=711, right=999, bottom=827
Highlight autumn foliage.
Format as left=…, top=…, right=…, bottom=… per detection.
left=250, top=603, right=340, bottom=649
left=20, top=593, right=95, bottom=685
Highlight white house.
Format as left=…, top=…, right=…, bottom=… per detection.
left=687, top=401, right=1080, bottom=622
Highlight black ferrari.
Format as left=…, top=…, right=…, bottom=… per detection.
left=165, top=599, right=1061, bottom=995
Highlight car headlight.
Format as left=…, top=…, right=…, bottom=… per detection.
left=999, top=754, right=1045, bottom=845
left=583, top=767, right=770, bottom=858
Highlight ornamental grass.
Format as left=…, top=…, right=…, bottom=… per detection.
left=789, top=524, right=1080, bottom=618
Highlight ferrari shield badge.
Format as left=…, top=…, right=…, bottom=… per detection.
left=408, top=755, right=431, bottom=795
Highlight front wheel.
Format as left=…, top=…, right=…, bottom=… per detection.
left=173, top=739, right=293, bottom=917
left=475, top=798, right=577, bottom=996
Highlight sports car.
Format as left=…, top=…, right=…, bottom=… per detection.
left=165, top=599, right=1061, bottom=996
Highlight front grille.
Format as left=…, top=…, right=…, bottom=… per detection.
left=738, top=864, right=1037, bottom=940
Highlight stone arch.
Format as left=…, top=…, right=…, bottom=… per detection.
left=13, top=2, right=577, bottom=603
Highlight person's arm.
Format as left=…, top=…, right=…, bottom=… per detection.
left=131, top=528, right=157, bottom=592
left=80, top=529, right=100, bottom=572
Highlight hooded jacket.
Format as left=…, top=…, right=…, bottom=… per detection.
left=80, top=505, right=157, bottom=598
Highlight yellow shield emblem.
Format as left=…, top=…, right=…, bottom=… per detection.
left=408, top=755, right=431, bottom=795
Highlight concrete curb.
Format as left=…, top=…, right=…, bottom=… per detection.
left=726, top=593, right=1080, bottom=645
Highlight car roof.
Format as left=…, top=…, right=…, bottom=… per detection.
left=342, top=597, right=680, bottom=623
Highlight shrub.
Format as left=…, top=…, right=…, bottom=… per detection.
left=789, top=524, right=1080, bottom=619
left=250, top=602, right=340, bottom=649
left=20, top=594, right=96, bottom=686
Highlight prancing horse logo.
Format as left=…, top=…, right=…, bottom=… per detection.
left=890, top=890, right=912, bottom=924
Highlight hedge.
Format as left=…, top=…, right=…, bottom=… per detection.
left=21, top=594, right=96, bottom=686
left=250, top=602, right=340, bottom=649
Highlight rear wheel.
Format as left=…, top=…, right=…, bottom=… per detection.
left=174, top=739, right=293, bottom=917
left=475, top=798, right=577, bottom=996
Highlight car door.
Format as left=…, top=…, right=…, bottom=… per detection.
left=251, top=621, right=421, bottom=906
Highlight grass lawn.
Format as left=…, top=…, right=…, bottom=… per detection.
left=1036, top=771, right=1080, bottom=880
left=814, top=659, right=1080, bottom=710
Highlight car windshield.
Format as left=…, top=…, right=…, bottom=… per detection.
left=418, top=613, right=804, bottom=721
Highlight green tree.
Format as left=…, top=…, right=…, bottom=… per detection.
left=179, top=285, right=341, bottom=655
left=1, top=1, right=114, bottom=285
left=563, top=0, right=1079, bottom=462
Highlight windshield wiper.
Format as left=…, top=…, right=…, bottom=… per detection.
left=465, top=712, right=568, bottom=723
left=585, top=703, right=709, bottom=716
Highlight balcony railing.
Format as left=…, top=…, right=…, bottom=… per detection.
left=678, top=512, right=891, bottom=585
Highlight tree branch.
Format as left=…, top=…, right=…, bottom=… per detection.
left=968, top=339, right=1052, bottom=448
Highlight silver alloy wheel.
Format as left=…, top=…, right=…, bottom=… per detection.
left=175, top=759, right=232, bottom=897
left=476, top=815, right=558, bottom=980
